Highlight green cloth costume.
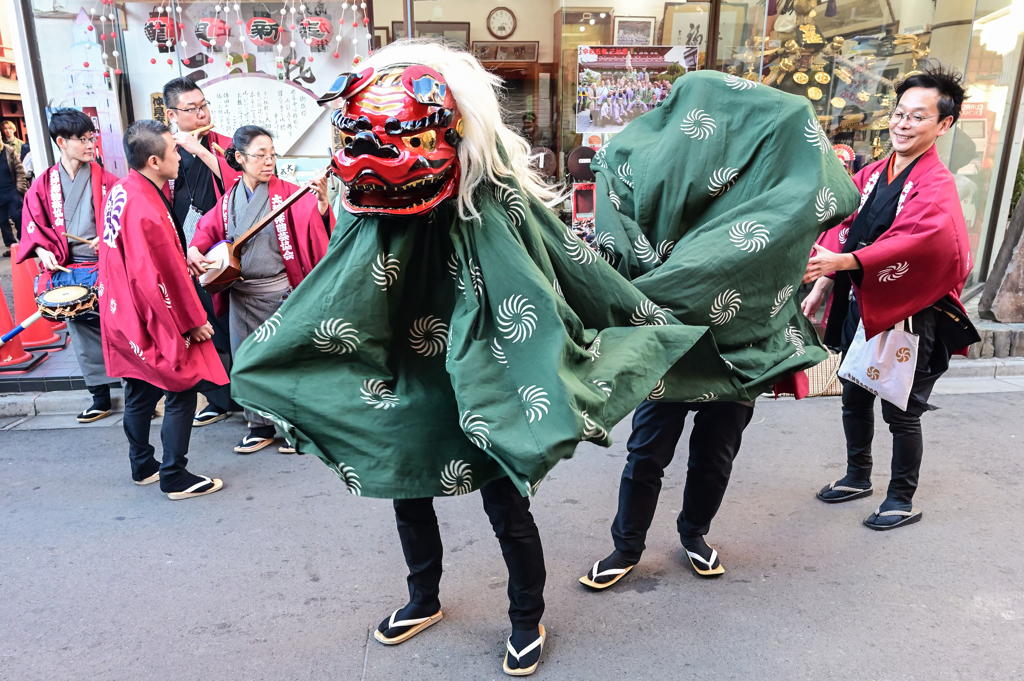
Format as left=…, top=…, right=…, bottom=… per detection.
left=230, top=70, right=858, bottom=499
left=592, top=71, right=859, bottom=398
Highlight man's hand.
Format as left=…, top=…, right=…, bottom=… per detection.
left=188, top=322, right=214, bottom=343
left=801, top=276, right=834, bottom=320
left=311, top=173, right=330, bottom=216
left=172, top=130, right=204, bottom=156
left=187, top=246, right=217, bottom=277
left=37, top=248, right=60, bottom=271
left=88, top=236, right=100, bottom=252
left=803, top=243, right=860, bottom=284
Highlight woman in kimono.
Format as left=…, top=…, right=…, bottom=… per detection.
left=187, top=125, right=332, bottom=454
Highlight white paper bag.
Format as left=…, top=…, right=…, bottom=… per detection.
left=837, top=318, right=919, bottom=411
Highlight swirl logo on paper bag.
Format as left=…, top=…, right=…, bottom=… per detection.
left=895, top=347, right=912, bottom=363
left=866, top=366, right=880, bottom=380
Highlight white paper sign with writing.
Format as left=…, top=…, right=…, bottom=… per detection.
left=200, top=73, right=322, bottom=154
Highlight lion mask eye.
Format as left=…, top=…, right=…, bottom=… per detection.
left=401, top=130, right=437, bottom=153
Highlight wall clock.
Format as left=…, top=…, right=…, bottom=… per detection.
left=487, top=7, right=516, bottom=39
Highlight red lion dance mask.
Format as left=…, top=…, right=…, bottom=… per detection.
left=318, top=64, right=464, bottom=217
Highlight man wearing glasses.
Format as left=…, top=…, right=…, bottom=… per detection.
left=802, top=66, right=979, bottom=531
left=162, top=77, right=240, bottom=428
left=18, top=108, right=120, bottom=422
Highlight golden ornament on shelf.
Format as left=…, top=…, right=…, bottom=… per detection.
left=820, top=36, right=845, bottom=57
left=793, top=72, right=810, bottom=85
left=857, top=91, right=872, bottom=103
left=814, top=71, right=831, bottom=84
left=799, top=24, right=824, bottom=44
left=743, top=66, right=759, bottom=81
left=807, top=86, right=823, bottom=100
left=830, top=97, right=847, bottom=108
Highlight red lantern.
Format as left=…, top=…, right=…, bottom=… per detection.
left=195, top=16, right=230, bottom=49
left=246, top=10, right=281, bottom=50
left=144, top=11, right=178, bottom=53
left=299, top=16, right=332, bottom=50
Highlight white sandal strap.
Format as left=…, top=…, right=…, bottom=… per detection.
left=876, top=507, right=914, bottom=517
left=686, top=548, right=718, bottom=569
left=81, top=409, right=106, bottom=416
left=179, top=476, right=213, bottom=494
left=830, top=480, right=869, bottom=493
left=387, top=608, right=432, bottom=629
left=506, top=632, right=544, bottom=661
left=591, top=560, right=629, bottom=579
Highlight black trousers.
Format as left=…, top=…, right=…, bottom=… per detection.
left=393, top=476, right=546, bottom=630
left=612, top=400, right=754, bottom=560
left=0, top=189, right=22, bottom=246
left=123, top=377, right=200, bottom=492
left=193, top=282, right=237, bottom=413
left=839, top=302, right=947, bottom=505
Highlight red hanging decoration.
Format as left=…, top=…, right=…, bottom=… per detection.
left=195, top=16, right=230, bottom=49
left=246, top=10, right=282, bottom=50
left=299, top=16, right=332, bottom=49
left=144, top=11, right=178, bottom=52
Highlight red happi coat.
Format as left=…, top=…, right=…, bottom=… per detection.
left=17, top=162, right=120, bottom=266
left=98, top=171, right=229, bottom=392
left=167, top=131, right=241, bottom=203
left=818, top=145, right=972, bottom=349
left=190, top=174, right=332, bottom=317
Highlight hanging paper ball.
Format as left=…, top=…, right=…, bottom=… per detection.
left=289, top=24, right=296, bottom=30
left=83, top=61, right=89, bottom=67
left=233, top=4, right=240, bottom=11
left=300, top=16, right=332, bottom=47
left=363, top=17, right=369, bottom=24
left=352, top=21, right=357, bottom=27
left=157, top=5, right=163, bottom=12
left=236, top=20, right=242, bottom=25
left=175, top=5, right=181, bottom=12
left=247, top=12, right=282, bottom=48
left=101, top=34, right=106, bottom=40
left=177, top=22, right=184, bottom=29
left=360, top=2, right=366, bottom=7
left=103, top=71, right=109, bottom=77
left=151, top=58, right=156, bottom=64
left=87, top=25, right=94, bottom=31
left=242, top=52, right=249, bottom=58
left=145, top=12, right=178, bottom=52
left=308, top=56, right=314, bottom=62
left=333, top=51, right=339, bottom=58
left=167, top=58, right=173, bottom=65
left=195, top=17, right=230, bottom=48
left=290, top=58, right=297, bottom=65
left=279, top=7, right=286, bottom=15
left=115, top=68, right=121, bottom=75
left=183, top=58, right=190, bottom=65
left=351, top=37, right=357, bottom=44
left=214, top=5, right=222, bottom=11
left=289, top=40, right=296, bottom=48
left=226, top=59, right=232, bottom=67
left=112, top=50, right=119, bottom=57
left=353, top=55, right=362, bottom=65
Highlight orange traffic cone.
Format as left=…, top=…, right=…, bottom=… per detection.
left=10, top=244, right=62, bottom=349
left=0, top=283, right=47, bottom=373
left=18, top=255, right=67, bottom=332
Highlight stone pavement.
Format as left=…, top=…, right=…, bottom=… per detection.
left=2, top=390, right=1023, bottom=680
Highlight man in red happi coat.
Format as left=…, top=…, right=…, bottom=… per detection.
left=802, top=67, right=980, bottom=530
left=163, top=77, right=241, bottom=428
left=99, top=120, right=228, bottom=500
left=17, top=109, right=120, bottom=422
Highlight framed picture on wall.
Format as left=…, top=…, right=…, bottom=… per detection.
left=661, top=2, right=710, bottom=48
left=391, top=21, right=470, bottom=47
left=373, top=27, right=390, bottom=49
left=613, top=16, right=657, bottom=46
left=472, top=41, right=539, bottom=62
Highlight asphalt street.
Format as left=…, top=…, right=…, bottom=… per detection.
left=2, top=392, right=1023, bottom=680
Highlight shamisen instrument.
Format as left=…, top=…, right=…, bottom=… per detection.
left=1, top=285, right=98, bottom=344
left=199, top=168, right=332, bottom=295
